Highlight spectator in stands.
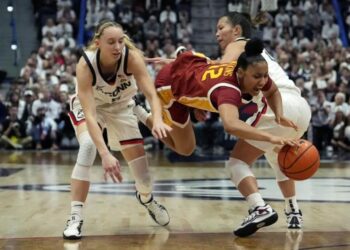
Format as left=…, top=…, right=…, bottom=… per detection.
left=160, top=19, right=176, bottom=41
left=331, top=110, right=348, bottom=157
left=57, top=5, right=76, bottom=25
left=0, top=106, right=32, bottom=149
left=20, top=90, right=35, bottom=131
left=159, top=5, right=177, bottom=24
left=292, top=29, right=311, bottom=50
left=42, top=31, right=58, bottom=50
left=32, top=88, right=61, bottom=120
left=176, top=18, right=192, bottom=43
left=275, top=6, right=290, bottom=28
left=56, top=17, right=73, bottom=37
left=97, top=6, right=115, bottom=22
left=0, top=94, right=8, bottom=125
left=42, top=18, right=57, bottom=37
left=143, top=15, right=160, bottom=40
left=322, top=19, right=340, bottom=42
left=56, top=102, right=77, bottom=149
left=31, top=106, right=58, bottom=149
left=118, top=5, right=133, bottom=30
left=329, top=92, right=350, bottom=122
left=339, top=61, right=350, bottom=86
left=7, top=92, right=25, bottom=120
left=310, top=90, right=332, bottom=153
left=85, top=0, right=100, bottom=32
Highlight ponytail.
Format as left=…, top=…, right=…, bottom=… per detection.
left=237, top=38, right=265, bottom=69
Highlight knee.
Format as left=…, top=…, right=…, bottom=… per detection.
left=77, top=131, right=97, bottom=167
left=225, top=157, right=255, bottom=187
left=79, top=134, right=96, bottom=155
left=71, top=163, right=90, bottom=181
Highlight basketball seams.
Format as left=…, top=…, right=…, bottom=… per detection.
left=284, top=144, right=314, bottom=170
left=283, top=158, right=320, bottom=175
left=282, top=146, right=289, bottom=171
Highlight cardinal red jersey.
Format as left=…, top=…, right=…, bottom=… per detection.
left=156, top=51, right=242, bottom=112
left=155, top=51, right=271, bottom=126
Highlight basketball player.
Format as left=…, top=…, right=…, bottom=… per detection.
left=214, top=12, right=311, bottom=236
left=135, top=38, right=303, bottom=236
left=142, top=14, right=310, bottom=236
left=63, top=21, right=171, bottom=240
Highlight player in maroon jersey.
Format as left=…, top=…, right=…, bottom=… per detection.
left=135, top=39, right=298, bottom=156
left=133, top=38, right=300, bottom=237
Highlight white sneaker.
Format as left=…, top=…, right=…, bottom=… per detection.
left=63, top=215, right=83, bottom=240
left=234, top=204, right=278, bottom=237
left=285, top=210, right=303, bottom=229
left=136, top=192, right=170, bottom=226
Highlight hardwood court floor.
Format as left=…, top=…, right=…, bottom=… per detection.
left=0, top=150, right=350, bottom=250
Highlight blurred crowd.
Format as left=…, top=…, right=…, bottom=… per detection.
left=1, top=0, right=350, bottom=160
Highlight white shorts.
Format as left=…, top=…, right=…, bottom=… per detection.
left=245, top=89, right=311, bottom=153
left=69, top=96, right=143, bottom=151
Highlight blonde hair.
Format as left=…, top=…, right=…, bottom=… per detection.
left=86, top=20, right=142, bottom=55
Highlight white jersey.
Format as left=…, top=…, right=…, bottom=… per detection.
left=261, top=49, right=300, bottom=94
left=235, top=37, right=300, bottom=94
left=81, top=46, right=138, bottom=106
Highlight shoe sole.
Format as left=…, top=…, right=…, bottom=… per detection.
left=63, top=234, right=82, bottom=240
left=234, top=212, right=278, bottom=237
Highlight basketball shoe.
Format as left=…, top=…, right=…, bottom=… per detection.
left=136, top=191, right=170, bottom=226
left=63, top=215, right=83, bottom=240
left=234, top=204, right=278, bottom=237
left=285, top=210, right=303, bottom=229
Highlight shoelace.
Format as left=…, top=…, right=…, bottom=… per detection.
left=287, top=213, right=303, bottom=222
left=242, top=207, right=267, bottom=224
left=148, top=200, right=161, bottom=211
left=67, top=215, right=81, bottom=226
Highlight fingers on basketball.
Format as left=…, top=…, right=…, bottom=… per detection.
left=278, top=139, right=320, bottom=180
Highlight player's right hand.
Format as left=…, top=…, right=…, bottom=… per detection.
left=101, top=152, right=123, bottom=183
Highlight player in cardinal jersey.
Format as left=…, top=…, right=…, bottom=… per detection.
left=139, top=39, right=300, bottom=237
left=214, top=12, right=311, bottom=236
left=63, top=21, right=171, bottom=240
left=139, top=17, right=308, bottom=236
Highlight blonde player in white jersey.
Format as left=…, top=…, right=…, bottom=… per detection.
left=215, top=12, right=311, bottom=236
left=63, top=21, right=172, bottom=240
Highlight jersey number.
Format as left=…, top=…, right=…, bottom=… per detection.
left=202, top=65, right=224, bottom=81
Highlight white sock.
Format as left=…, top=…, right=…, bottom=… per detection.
left=140, top=193, right=152, bottom=204
left=133, top=105, right=151, bottom=125
left=71, top=201, right=84, bottom=220
left=285, top=196, right=299, bottom=213
left=246, top=192, right=265, bottom=209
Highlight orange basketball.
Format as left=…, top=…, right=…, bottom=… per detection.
left=278, top=139, right=320, bottom=180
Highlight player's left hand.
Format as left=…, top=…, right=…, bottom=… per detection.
left=275, top=116, right=298, bottom=131
left=152, top=120, right=172, bottom=139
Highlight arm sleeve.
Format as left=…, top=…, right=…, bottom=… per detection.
left=210, top=87, right=241, bottom=109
